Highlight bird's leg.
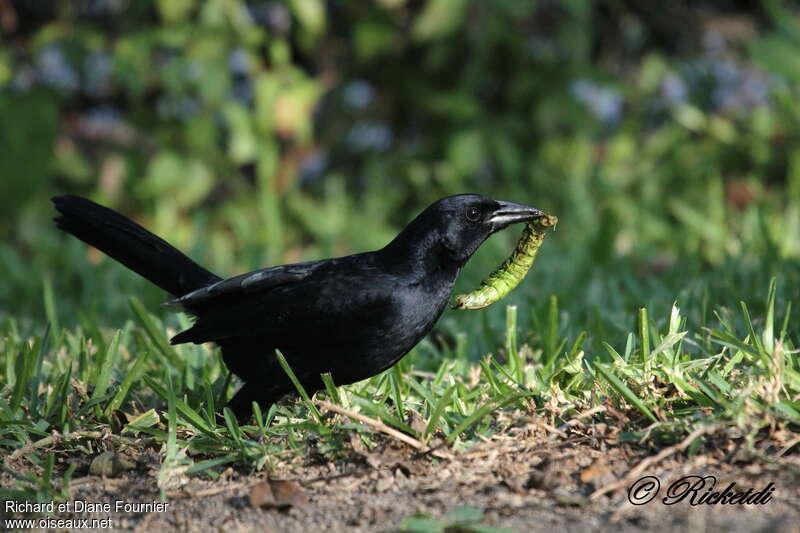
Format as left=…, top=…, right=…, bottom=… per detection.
left=225, top=381, right=265, bottom=424
left=225, top=381, right=294, bottom=424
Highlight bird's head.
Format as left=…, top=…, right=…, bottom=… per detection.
left=385, top=194, right=545, bottom=267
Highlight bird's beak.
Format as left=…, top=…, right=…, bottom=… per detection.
left=488, top=201, right=544, bottom=231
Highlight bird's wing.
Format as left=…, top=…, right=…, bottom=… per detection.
left=169, top=257, right=397, bottom=346
left=165, top=262, right=319, bottom=308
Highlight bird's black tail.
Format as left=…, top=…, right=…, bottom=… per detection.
left=53, top=195, right=221, bottom=297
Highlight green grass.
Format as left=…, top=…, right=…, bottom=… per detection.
left=1, top=248, right=798, bottom=503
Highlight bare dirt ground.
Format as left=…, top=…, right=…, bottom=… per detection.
left=3, top=424, right=799, bottom=533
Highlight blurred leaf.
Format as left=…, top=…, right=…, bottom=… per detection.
left=157, top=0, right=195, bottom=23
left=141, top=150, right=214, bottom=207
left=142, top=155, right=214, bottom=209
left=225, top=102, right=258, bottom=164
left=413, top=0, right=469, bottom=42
left=273, top=80, right=321, bottom=141
left=355, top=20, right=401, bottom=62
left=750, top=34, right=800, bottom=83
left=289, top=0, right=325, bottom=40
left=0, top=47, right=11, bottom=86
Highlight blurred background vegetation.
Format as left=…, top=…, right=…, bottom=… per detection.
left=1, top=0, right=799, bottom=352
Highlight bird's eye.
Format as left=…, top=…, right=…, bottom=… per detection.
left=465, top=206, right=481, bottom=222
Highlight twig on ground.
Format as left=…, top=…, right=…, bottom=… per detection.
left=540, top=422, right=568, bottom=439
left=776, top=436, right=800, bottom=458
left=303, top=470, right=362, bottom=485
left=590, top=424, right=719, bottom=500
left=556, top=406, right=607, bottom=432
left=314, top=399, right=425, bottom=450
left=314, top=399, right=451, bottom=458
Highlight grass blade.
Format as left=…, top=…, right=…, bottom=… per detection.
left=275, top=349, right=322, bottom=422
left=594, top=362, right=657, bottom=423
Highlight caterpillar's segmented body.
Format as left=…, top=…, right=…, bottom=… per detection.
left=453, top=213, right=557, bottom=310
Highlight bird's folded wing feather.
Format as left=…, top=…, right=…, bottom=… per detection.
left=168, top=258, right=396, bottom=346
left=165, top=262, right=318, bottom=307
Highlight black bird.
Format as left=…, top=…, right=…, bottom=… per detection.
left=53, top=194, right=544, bottom=419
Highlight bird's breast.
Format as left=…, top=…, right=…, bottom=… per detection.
left=356, top=274, right=456, bottom=369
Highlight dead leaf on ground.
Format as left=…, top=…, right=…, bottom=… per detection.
left=249, top=479, right=308, bottom=510
left=406, top=409, right=427, bottom=436
left=89, top=451, right=135, bottom=478
left=579, top=459, right=613, bottom=483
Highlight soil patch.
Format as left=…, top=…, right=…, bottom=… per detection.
left=3, top=431, right=799, bottom=532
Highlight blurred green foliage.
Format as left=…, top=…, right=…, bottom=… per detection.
left=1, top=0, right=799, bottom=328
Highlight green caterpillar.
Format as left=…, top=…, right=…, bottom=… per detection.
left=453, top=213, right=557, bottom=310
